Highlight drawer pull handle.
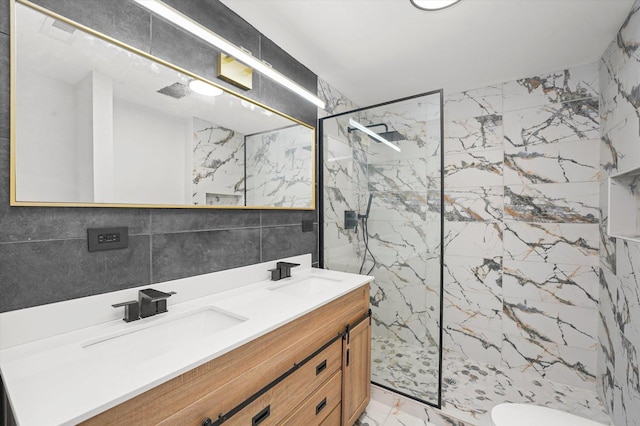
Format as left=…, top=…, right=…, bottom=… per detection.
left=252, top=405, right=270, bottom=426
left=315, top=397, right=327, bottom=415
left=316, top=359, right=327, bottom=375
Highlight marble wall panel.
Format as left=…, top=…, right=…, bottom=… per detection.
left=502, top=333, right=597, bottom=389
left=368, top=191, right=428, bottom=224
left=602, top=114, right=640, bottom=174
left=323, top=186, right=360, bottom=224
left=444, top=255, right=502, bottom=296
left=444, top=287, right=502, bottom=331
left=441, top=62, right=603, bottom=403
left=504, top=139, right=600, bottom=185
left=444, top=186, right=503, bottom=222
left=599, top=219, right=617, bottom=277
left=597, top=3, right=640, bottom=423
left=503, top=297, right=598, bottom=351
left=597, top=280, right=616, bottom=414
left=368, top=160, right=428, bottom=193
left=616, top=240, right=640, bottom=349
left=426, top=154, right=443, bottom=190
left=317, top=78, right=360, bottom=117
left=443, top=325, right=503, bottom=367
left=502, top=63, right=599, bottom=111
left=366, top=220, right=428, bottom=266
left=444, top=149, right=503, bottom=188
left=503, top=260, right=598, bottom=309
left=444, top=222, right=503, bottom=259
left=444, top=85, right=502, bottom=121
left=503, top=98, right=599, bottom=148
left=600, top=4, right=640, bottom=136
left=504, top=182, right=599, bottom=223
left=444, top=114, right=503, bottom=154
left=503, top=222, right=599, bottom=266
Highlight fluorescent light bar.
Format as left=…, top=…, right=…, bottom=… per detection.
left=349, top=119, right=401, bottom=152
left=133, top=0, right=326, bottom=109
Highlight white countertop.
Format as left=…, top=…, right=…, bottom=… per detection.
left=0, top=255, right=372, bottom=425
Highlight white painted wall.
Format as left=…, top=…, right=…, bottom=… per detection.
left=15, top=69, right=83, bottom=202
left=112, top=98, right=189, bottom=205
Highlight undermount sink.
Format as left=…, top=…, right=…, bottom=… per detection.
left=268, top=275, right=343, bottom=297
left=82, top=307, right=246, bottom=362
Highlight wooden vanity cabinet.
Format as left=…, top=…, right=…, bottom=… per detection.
left=81, top=284, right=370, bottom=426
left=341, top=317, right=371, bottom=426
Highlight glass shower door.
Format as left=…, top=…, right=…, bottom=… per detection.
left=320, top=91, right=443, bottom=406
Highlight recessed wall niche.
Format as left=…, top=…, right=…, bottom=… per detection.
left=608, top=164, right=640, bottom=243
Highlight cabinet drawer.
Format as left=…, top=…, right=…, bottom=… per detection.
left=224, top=339, right=342, bottom=425
left=320, top=403, right=341, bottom=426
left=281, top=370, right=342, bottom=426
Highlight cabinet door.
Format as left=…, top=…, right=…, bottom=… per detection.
left=341, top=317, right=371, bottom=425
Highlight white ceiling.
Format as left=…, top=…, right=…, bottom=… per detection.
left=219, top=0, right=635, bottom=107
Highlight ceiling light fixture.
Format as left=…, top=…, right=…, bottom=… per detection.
left=348, top=119, right=401, bottom=153
left=133, top=0, right=326, bottom=109
left=188, top=79, right=223, bottom=96
left=410, top=0, right=462, bottom=11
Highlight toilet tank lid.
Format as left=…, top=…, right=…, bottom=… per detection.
left=491, top=403, right=607, bottom=426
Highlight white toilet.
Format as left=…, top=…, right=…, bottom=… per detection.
left=491, top=403, right=607, bottom=426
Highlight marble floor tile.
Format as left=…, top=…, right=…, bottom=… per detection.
left=371, top=336, right=440, bottom=404
left=357, top=399, right=393, bottom=426
left=385, top=409, right=438, bottom=426
left=368, top=342, right=612, bottom=426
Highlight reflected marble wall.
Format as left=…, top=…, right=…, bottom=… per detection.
left=597, top=2, right=640, bottom=425
left=443, top=61, right=602, bottom=398
left=245, top=125, right=313, bottom=207
left=192, top=117, right=245, bottom=206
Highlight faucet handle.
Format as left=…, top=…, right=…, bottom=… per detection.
left=139, top=288, right=176, bottom=301
left=276, top=261, right=300, bottom=279
left=112, top=300, right=140, bottom=322
left=269, top=267, right=282, bottom=281
left=276, top=261, right=301, bottom=268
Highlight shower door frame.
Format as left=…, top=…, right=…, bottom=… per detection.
left=317, top=89, right=445, bottom=409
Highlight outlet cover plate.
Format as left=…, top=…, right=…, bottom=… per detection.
left=302, top=220, right=314, bottom=232
left=87, top=227, right=129, bottom=252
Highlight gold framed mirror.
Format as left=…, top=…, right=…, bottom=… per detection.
left=10, top=0, right=316, bottom=210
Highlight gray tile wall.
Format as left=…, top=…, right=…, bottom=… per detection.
left=0, top=0, right=318, bottom=312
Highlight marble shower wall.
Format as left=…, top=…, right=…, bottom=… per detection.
left=319, top=78, right=367, bottom=274
left=597, top=1, right=640, bottom=425
left=363, top=96, right=442, bottom=347
left=443, top=63, right=602, bottom=392
left=321, top=88, right=443, bottom=404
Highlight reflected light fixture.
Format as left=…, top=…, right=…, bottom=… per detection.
left=348, top=119, right=401, bottom=153
left=410, top=0, right=462, bottom=10
left=188, top=79, right=223, bottom=96
left=133, top=0, right=326, bottom=109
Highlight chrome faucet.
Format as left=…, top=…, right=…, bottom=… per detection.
left=113, top=288, right=176, bottom=322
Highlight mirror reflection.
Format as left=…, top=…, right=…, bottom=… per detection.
left=12, top=2, right=315, bottom=209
